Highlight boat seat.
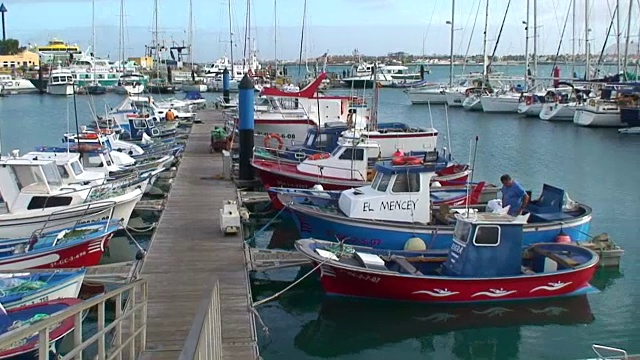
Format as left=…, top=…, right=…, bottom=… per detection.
left=529, top=246, right=580, bottom=268
left=390, top=255, right=423, bottom=275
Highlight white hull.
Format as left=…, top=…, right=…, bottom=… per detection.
left=445, top=91, right=465, bottom=107
left=4, top=273, right=84, bottom=310
left=47, top=84, right=74, bottom=96
left=0, top=189, right=142, bottom=239
left=517, top=103, right=543, bottom=117
left=462, top=96, right=482, bottom=111
left=618, top=126, right=640, bottom=134
left=255, top=121, right=312, bottom=147
left=539, top=103, right=577, bottom=121
left=114, top=85, right=145, bottom=95
left=181, top=84, right=208, bottom=93
left=481, top=96, right=521, bottom=113
left=573, top=109, right=624, bottom=127
left=1, top=79, right=37, bottom=94
left=405, top=89, right=447, bottom=104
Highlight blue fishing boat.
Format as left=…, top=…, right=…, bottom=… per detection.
left=0, top=298, right=81, bottom=359
left=284, top=161, right=592, bottom=250
left=0, top=270, right=85, bottom=310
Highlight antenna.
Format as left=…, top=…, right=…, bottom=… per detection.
left=465, top=136, right=479, bottom=217
left=444, top=103, right=453, bottom=160
left=427, top=101, right=434, bottom=129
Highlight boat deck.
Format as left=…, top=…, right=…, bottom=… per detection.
left=140, top=109, right=258, bottom=359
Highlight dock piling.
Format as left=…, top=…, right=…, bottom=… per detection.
left=222, top=68, right=230, bottom=104
left=238, top=74, right=255, bottom=181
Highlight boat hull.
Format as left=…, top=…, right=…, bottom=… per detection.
left=573, top=109, right=624, bottom=127
left=405, top=89, right=448, bottom=105
left=481, top=96, right=520, bottom=113
left=444, top=91, right=465, bottom=107
left=517, top=103, right=543, bottom=117
left=462, top=96, right=482, bottom=111
left=539, top=103, right=576, bottom=121
left=254, top=119, right=316, bottom=147
left=312, top=257, right=596, bottom=303
left=46, top=84, right=74, bottom=96
left=288, top=205, right=592, bottom=250
left=2, top=272, right=85, bottom=310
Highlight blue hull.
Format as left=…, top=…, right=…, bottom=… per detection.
left=289, top=207, right=592, bottom=250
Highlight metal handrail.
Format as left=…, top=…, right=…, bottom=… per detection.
left=179, top=280, right=222, bottom=360
left=33, top=200, right=118, bottom=238
left=0, top=278, right=148, bottom=360
left=592, top=344, right=628, bottom=359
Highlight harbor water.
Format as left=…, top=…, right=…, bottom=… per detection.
left=1, top=64, right=638, bottom=359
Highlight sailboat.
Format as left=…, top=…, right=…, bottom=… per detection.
left=146, top=0, right=174, bottom=95
left=85, top=0, right=107, bottom=95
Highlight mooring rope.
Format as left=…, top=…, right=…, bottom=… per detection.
left=119, top=221, right=146, bottom=254
left=126, top=223, right=158, bottom=233
left=246, top=207, right=286, bottom=243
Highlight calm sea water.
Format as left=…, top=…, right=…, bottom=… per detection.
left=1, top=66, right=638, bottom=360
left=253, top=65, right=640, bottom=360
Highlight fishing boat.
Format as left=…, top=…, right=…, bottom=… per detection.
left=268, top=181, right=486, bottom=211
left=0, top=270, right=85, bottom=309
left=0, top=298, right=82, bottom=359
left=85, top=82, right=107, bottom=95
left=0, top=219, right=118, bottom=270
left=113, top=72, right=146, bottom=95
left=285, top=161, right=592, bottom=250
left=46, top=68, right=74, bottom=96
left=146, top=78, right=175, bottom=94
left=295, top=211, right=599, bottom=303
left=253, top=138, right=470, bottom=190
left=0, top=155, right=142, bottom=239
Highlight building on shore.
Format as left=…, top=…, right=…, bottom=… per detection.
left=0, top=50, right=39, bottom=69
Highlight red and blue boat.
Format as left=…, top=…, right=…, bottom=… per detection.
left=285, top=161, right=592, bottom=250
left=295, top=212, right=599, bottom=303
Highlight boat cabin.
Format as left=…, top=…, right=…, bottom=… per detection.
left=338, top=160, right=447, bottom=224
left=0, top=156, right=84, bottom=214
left=296, top=139, right=380, bottom=181
left=20, top=151, right=105, bottom=186
left=62, top=131, right=145, bottom=157
left=34, top=144, right=129, bottom=178
left=443, top=213, right=529, bottom=277
left=286, top=122, right=349, bottom=159
left=106, top=111, right=161, bottom=140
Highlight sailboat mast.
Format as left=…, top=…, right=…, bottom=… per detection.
left=188, top=0, right=193, bottom=67
left=243, top=0, right=250, bottom=69
left=153, top=0, right=159, bottom=75
left=571, top=0, right=576, bottom=77
left=623, top=0, right=633, bottom=77
left=273, top=0, right=277, bottom=74
left=481, top=0, right=489, bottom=82
left=616, top=0, right=621, bottom=75
left=532, top=0, right=537, bottom=88
left=119, top=0, right=125, bottom=68
left=448, top=0, right=455, bottom=87
left=92, top=0, right=96, bottom=55
left=228, top=0, right=234, bottom=75
left=585, top=0, right=590, bottom=80
left=524, top=0, right=530, bottom=90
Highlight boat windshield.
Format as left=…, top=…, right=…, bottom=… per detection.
left=453, top=221, right=472, bottom=243
left=305, top=133, right=316, bottom=147
left=371, top=172, right=392, bottom=192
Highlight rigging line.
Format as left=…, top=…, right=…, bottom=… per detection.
left=487, top=0, right=512, bottom=72
left=456, top=0, right=478, bottom=57
left=461, top=0, right=482, bottom=74
left=297, top=0, right=308, bottom=77
left=550, top=0, right=573, bottom=76
left=421, top=0, right=439, bottom=56
left=595, top=3, right=618, bottom=72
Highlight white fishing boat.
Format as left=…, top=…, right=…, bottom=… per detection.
left=46, top=67, right=74, bottom=96
left=113, top=73, right=146, bottom=95
left=0, top=152, right=143, bottom=239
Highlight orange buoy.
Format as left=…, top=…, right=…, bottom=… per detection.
left=307, top=152, right=330, bottom=160
left=392, top=150, right=405, bottom=157
left=263, top=133, right=284, bottom=150
left=391, top=156, right=422, bottom=166
left=555, top=232, right=572, bottom=243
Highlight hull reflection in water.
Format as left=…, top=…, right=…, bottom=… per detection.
left=295, top=295, right=594, bottom=359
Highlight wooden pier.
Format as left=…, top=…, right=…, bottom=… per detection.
left=140, top=110, right=259, bottom=359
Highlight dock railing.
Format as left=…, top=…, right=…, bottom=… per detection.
left=179, top=280, right=222, bottom=360
left=0, top=278, right=148, bottom=360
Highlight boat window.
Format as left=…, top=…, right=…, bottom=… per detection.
left=27, top=196, right=73, bottom=210
left=70, top=161, right=83, bottom=175
left=453, top=221, right=471, bottom=243
left=42, top=163, right=63, bottom=187
left=57, top=165, right=69, bottom=179
left=473, top=225, right=501, bottom=246
left=317, top=134, right=331, bottom=147
left=11, top=165, right=46, bottom=191
left=391, top=173, right=420, bottom=193
left=376, top=173, right=392, bottom=192
left=133, top=119, right=147, bottom=128
left=371, top=172, right=383, bottom=190
left=86, top=155, right=104, bottom=167
left=305, top=133, right=316, bottom=147
left=339, top=148, right=364, bottom=161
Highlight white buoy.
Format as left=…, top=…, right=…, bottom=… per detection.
left=404, top=237, right=427, bottom=251
left=312, top=184, right=324, bottom=191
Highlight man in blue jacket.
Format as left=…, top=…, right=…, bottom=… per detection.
left=500, top=174, right=530, bottom=216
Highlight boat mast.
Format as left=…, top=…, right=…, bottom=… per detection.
left=571, top=0, right=576, bottom=78
left=616, top=0, right=621, bottom=75
left=532, top=0, right=537, bottom=88
left=585, top=0, right=590, bottom=80
left=623, top=0, right=633, bottom=77
left=448, top=0, right=455, bottom=88
left=153, top=0, right=159, bottom=78
left=481, top=0, right=489, bottom=85
left=188, top=0, right=193, bottom=68
left=92, top=0, right=96, bottom=56
left=524, top=0, right=530, bottom=91
left=228, top=0, right=234, bottom=76
left=243, top=0, right=250, bottom=70
left=119, top=0, right=125, bottom=70
left=273, top=0, right=277, bottom=75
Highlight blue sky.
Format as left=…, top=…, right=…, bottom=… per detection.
left=1, top=0, right=633, bottom=62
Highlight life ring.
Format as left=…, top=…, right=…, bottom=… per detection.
left=391, top=156, right=422, bottom=166
left=588, top=99, right=596, bottom=107
left=307, top=152, right=330, bottom=160
left=525, top=97, right=532, bottom=105
left=79, top=133, right=99, bottom=139
left=263, top=133, right=284, bottom=150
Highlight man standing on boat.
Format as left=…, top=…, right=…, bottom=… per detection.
left=500, top=174, right=530, bottom=216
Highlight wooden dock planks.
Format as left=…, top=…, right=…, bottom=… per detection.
left=140, top=110, right=258, bottom=359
